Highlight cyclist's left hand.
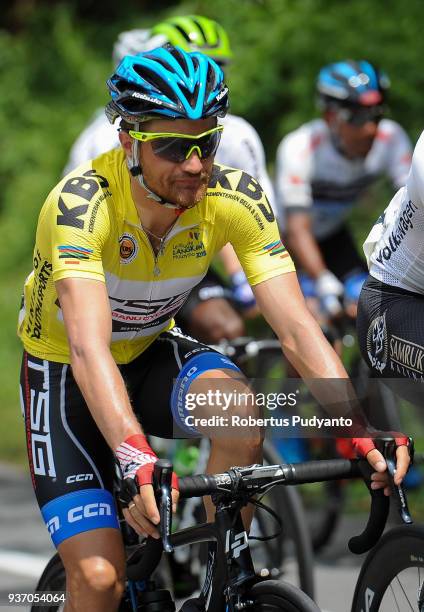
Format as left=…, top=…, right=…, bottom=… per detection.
left=357, top=441, right=411, bottom=496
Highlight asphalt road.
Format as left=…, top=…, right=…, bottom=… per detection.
left=0, top=463, right=370, bottom=612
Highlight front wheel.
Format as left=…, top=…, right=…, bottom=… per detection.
left=246, top=579, right=320, bottom=611
left=351, top=525, right=424, bottom=611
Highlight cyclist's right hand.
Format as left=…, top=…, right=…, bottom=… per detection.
left=116, top=434, right=179, bottom=538
left=316, top=270, right=344, bottom=317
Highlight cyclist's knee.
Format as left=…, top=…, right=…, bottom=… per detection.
left=68, top=555, right=125, bottom=595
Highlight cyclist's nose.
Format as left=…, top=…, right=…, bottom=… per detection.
left=181, top=151, right=204, bottom=173
left=362, top=121, right=378, bottom=137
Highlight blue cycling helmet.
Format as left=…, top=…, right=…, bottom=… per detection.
left=106, top=43, right=229, bottom=125
left=317, top=60, right=390, bottom=108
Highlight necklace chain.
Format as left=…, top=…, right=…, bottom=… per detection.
left=142, top=224, right=167, bottom=242
left=140, top=218, right=178, bottom=256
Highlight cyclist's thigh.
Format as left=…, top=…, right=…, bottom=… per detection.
left=175, top=268, right=244, bottom=342
left=125, top=327, right=243, bottom=438
left=19, top=352, right=119, bottom=550
left=357, top=276, right=424, bottom=403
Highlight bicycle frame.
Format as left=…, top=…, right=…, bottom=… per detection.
left=172, top=503, right=257, bottom=610
left=125, top=497, right=258, bottom=611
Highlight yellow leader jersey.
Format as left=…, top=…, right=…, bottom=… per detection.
left=19, top=148, right=295, bottom=363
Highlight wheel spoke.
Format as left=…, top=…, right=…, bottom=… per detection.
left=392, top=572, right=415, bottom=611
left=389, top=582, right=401, bottom=612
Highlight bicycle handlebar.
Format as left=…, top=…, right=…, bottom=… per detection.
left=153, top=436, right=413, bottom=557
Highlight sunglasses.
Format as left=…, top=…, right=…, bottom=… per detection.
left=128, top=125, right=224, bottom=163
left=338, top=106, right=385, bottom=127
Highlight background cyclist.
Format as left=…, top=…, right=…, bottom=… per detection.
left=64, top=15, right=275, bottom=343
left=275, top=60, right=412, bottom=324
left=358, top=129, right=424, bottom=403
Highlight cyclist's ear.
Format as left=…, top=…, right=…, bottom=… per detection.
left=119, top=130, right=133, bottom=156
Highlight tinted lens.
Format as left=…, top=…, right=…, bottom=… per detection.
left=345, top=107, right=384, bottom=126
left=150, top=131, right=222, bottom=162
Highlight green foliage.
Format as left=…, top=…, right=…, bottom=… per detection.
left=1, top=0, right=424, bottom=462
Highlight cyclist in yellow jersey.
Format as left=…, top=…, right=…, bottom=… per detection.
left=18, top=46, right=409, bottom=612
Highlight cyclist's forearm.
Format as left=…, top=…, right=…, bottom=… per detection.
left=70, top=345, right=143, bottom=449
left=280, top=324, right=367, bottom=422
left=280, top=318, right=347, bottom=379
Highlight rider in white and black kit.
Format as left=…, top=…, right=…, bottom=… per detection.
left=64, top=16, right=275, bottom=343
left=275, top=60, right=412, bottom=318
left=357, top=130, right=424, bottom=400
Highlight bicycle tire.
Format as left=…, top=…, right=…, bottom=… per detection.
left=262, top=440, right=315, bottom=599
left=246, top=579, right=320, bottom=611
left=351, top=524, right=424, bottom=612
left=31, top=553, right=65, bottom=612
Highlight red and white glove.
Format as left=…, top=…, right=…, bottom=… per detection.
left=116, top=434, right=179, bottom=490
left=352, top=434, right=409, bottom=458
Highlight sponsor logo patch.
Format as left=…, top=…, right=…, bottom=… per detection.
left=119, top=233, right=138, bottom=264
left=173, top=232, right=206, bottom=259
left=367, top=311, right=388, bottom=373
left=389, top=335, right=424, bottom=378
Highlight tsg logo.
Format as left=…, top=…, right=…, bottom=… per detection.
left=68, top=502, right=112, bottom=523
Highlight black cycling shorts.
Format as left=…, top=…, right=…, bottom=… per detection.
left=357, top=275, right=424, bottom=405
left=19, top=328, right=241, bottom=547
left=316, top=225, right=367, bottom=281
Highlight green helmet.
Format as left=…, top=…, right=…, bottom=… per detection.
left=151, top=15, right=232, bottom=65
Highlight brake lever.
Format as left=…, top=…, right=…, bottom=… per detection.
left=382, top=438, right=413, bottom=525
left=153, top=459, right=174, bottom=553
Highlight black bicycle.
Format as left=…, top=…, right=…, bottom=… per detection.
left=32, top=438, right=420, bottom=611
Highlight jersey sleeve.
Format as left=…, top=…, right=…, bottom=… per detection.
left=47, top=167, right=112, bottom=283
left=224, top=173, right=295, bottom=286
left=383, top=121, right=413, bottom=189
left=274, top=131, right=313, bottom=214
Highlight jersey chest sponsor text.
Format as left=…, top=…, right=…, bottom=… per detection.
left=109, top=290, right=191, bottom=332
left=374, top=199, right=418, bottom=264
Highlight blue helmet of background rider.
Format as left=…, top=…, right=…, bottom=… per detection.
left=105, top=44, right=229, bottom=203
left=317, top=60, right=390, bottom=111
